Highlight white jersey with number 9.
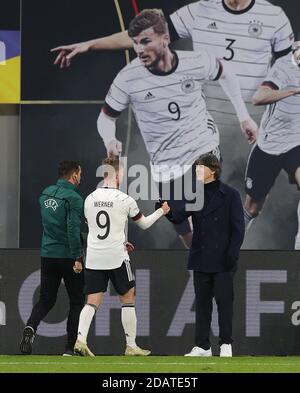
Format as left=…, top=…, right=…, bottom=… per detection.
left=84, top=187, right=140, bottom=270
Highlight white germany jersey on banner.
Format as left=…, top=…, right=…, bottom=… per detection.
left=258, top=55, right=300, bottom=155
left=170, top=0, right=294, bottom=125
left=84, top=187, right=140, bottom=270
left=105, top=50, right=220, bottom=182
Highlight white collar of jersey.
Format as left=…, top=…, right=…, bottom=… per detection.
left=146, top=50, right=179, bottom=76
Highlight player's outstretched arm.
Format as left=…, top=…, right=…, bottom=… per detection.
left=97, top=110, right=122, bottom=157
left=134, top=202, right=170, bottom=230
left=218, top=61, right=258, bottom=144
left=252, top=85, right=300, bottom=106
left=51, top=31, right=133, bottom=68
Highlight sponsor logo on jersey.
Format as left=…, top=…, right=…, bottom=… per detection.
left=181, top=78, right=196, bottom=94
left=44, top=199, right=59, bottom=211
left=248, top=20, right=263, bottom=38
left=207, top=21, right=218, bottom=30
left=245, top=177, right=253, bottom=190
left=144, top=91, right=155, bottom=100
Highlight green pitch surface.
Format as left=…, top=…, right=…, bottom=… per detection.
left=1, top=356, right=300, bottom=373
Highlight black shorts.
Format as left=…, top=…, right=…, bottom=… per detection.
left=84, top=260, right=135, bottom=296
left=156, top=146, right=222, bottom=236
left=245, top=144, right=300, bottom=200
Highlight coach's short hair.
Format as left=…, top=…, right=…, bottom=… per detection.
left=128, top=9, right=169, bottom=38
left=195, top=154, right=222, bottom=180
left=102, top=155, right=120, bottom=178
left=58, top=160, right=80, bottom=179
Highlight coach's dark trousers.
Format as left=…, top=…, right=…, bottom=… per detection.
left=27, top=257, right=84, bottom=349
left=193, top=271, right=234, bottom=350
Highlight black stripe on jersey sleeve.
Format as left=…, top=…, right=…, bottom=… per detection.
left=213, top=60, right=223, bottom=81
left=274, top=46, right=292, bottom=60
left=102, top=102, right=122, bottom=118
left=261, top=81, right=279, bottom=90
left=131, top=212, right=142, bottom=221
left=164, top=12, right=180, bottom=42
left=187, top=5, right=195, bottom=21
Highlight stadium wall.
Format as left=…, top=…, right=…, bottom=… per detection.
left=0, top=249, right=299, bottom=356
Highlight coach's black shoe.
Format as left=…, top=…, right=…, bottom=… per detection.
left=20, top=326, right=35, bottom=355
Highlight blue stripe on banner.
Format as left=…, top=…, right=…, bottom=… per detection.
left=0, top=30, right=20, bottom=61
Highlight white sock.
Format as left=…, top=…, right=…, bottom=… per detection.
left=121, top=304, right=137, bottom=348
left=295, top=200, right=300, bottom=248
left=77, top=304, right=97, bottom=344
left=244, top=207, right=257, bottom=232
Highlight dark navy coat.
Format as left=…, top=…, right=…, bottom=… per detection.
left=170, top=182, right=245, bottom=272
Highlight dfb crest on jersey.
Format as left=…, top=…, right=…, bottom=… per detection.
left=181, top=77, right=196, bottom=94
left=248, top=20, right=263, bottom=38
left=245, top=177, right=253, bottom=190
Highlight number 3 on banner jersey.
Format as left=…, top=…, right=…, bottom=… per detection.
left=223, top=38, right=236, bottom=61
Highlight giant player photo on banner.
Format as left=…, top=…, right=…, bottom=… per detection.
left=20, top=0, right=300, bottom=250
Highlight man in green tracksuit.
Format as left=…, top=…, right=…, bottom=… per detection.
left=20, top=160, right=85, bottom=356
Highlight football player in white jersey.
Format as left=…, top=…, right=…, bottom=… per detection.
left=96, top=9, right=257, bottom=249
left=243, top=42, right=300, bottom=249
left=74, top=156, right=170, bottom=356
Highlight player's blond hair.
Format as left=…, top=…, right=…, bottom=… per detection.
left=102, top=156, right=120, bottom=179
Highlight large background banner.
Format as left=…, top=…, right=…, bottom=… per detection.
left=1, top=249, right=300, bottom=356
left=18, top=0, right=300, bottom=250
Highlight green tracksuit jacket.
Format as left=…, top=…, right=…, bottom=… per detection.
left=39, top=179, right=83, bottom=259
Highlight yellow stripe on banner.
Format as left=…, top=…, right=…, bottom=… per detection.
left=113, top=0, right=132, bottom=245
left=114, top=0, right=133, bottom=157
left=114, top=0, right=130, bottom=65
left=0, top=56, right=20, bottom=103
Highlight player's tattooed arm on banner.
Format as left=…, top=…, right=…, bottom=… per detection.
left=252, top=44, right=300, bottom=106
left=217, top=60, right=258, bottom=144
left=252, top=85, right=300, bottom=106
left=51, top=31, right=133, bottom=68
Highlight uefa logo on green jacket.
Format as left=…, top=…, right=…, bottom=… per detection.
left=44, top=199, right=59, bottom=211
